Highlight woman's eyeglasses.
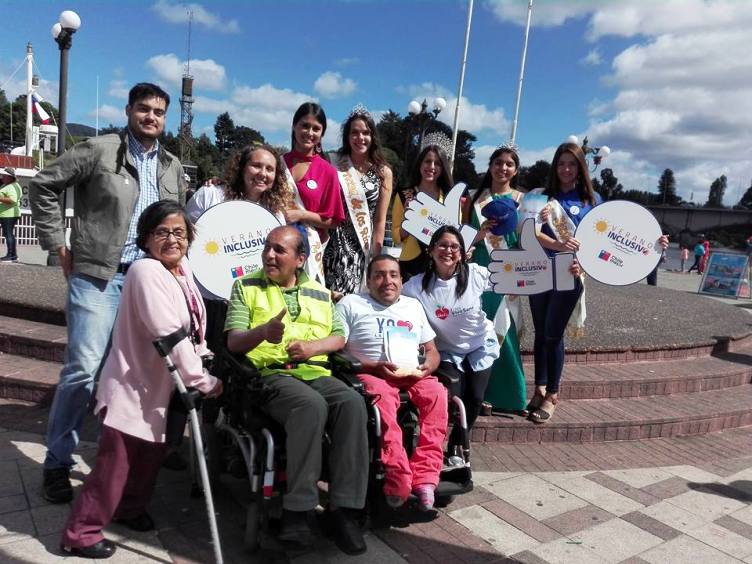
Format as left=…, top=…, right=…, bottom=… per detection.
left=436, top=243, right=461, bottom=252
left=152, top=228, right=187, bottom=241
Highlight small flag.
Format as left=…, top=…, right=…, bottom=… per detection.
left=516, top=280, right=525, bottom=288
left=598, top=250, right=611, bottom=261
left=230, top=266, right=244, bottom=278
left=31, top=93, right=51, bottom=124
left=422, top=227, right=431, bottom=236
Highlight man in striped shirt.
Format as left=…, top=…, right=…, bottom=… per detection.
left=30, top=83, right=185, bottom=512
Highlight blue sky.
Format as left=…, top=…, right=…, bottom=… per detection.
left=2, top=1, right=751, bottom=204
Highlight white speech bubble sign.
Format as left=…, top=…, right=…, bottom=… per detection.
left=574, top=200, right=662, bottom=286
left=188, top=200, right=282, bottom=299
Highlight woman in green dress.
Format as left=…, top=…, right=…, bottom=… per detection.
left=462, top=145, right=526, bottom=412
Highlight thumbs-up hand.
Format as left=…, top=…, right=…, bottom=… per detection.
left=488, top=219, right=561, bottom=295
left=264, top=308, right=286, bottom=344
left=402, top=183, right=477, bottom=247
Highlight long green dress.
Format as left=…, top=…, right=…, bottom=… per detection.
left=470, top=192, right=527, bottom=412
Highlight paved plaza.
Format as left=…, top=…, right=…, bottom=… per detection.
left=0, top=242, right=751, bottom=563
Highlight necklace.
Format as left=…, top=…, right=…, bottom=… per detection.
left=352, top=159, right=371, bottom=174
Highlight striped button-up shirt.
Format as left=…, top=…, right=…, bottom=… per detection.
left=120, top=131, right=161, bottom=264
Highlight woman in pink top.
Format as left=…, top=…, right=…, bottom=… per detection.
left=283, top=102, right=345, bottom=239
left=60, top=200, right=222, bottom=559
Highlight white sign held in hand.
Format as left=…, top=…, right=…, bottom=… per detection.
left=401, top=182, right=478, bottom=249
left=488, top=219, right=576, bottom=295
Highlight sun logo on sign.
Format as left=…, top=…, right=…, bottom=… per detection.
left=503, top=263, right=513, bottom=273
left=204, top=240, right=220, bottom=255
left=594, top=219, right=609, bottom=234
left=420, top=208, right=429, bottom=217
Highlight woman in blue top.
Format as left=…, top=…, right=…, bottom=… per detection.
left=528, top=142, right=601, bottom=423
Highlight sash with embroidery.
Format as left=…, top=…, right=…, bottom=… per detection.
left=337, top=155, right=374, bottom=291
left=280, top=159, right=327, bottom=284
left=473, top=189, right=525, bottom=342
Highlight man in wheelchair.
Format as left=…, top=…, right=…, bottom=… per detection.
left=224, top=225, right=368, bottom=555
left=336, top=254, right=448, bottom=512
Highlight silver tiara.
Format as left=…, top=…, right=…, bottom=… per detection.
left=347, top=103, right=371, bottom=121
left=496, top=141, right=519, bottom=153
left=421, top=131, right=453, bottom=158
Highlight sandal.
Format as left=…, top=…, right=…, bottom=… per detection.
left=524, top=387, right=547, bottom=414
left=529, top=395, right=558, bottom=424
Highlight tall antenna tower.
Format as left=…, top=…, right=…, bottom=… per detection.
left=179, top=9, right=194, bottom=163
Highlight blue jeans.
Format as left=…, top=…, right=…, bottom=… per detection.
left=44, top=272, right=125, bottom=470
left=0, top=217, right=18, bottom=258
left=528, top=277, right=583, bottom=394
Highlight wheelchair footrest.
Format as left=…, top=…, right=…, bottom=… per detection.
left=436, top=478, right=473, bottom=498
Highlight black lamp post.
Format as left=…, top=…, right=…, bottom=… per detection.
left=405, top=97, right=446, bottom=170
left=48, top=10, right=80, bottom=266
left=569, top=134, right=611, bottom=173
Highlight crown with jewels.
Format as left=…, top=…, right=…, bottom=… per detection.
left=347, top=103, right=372, bottom=121
left=495, top=140, right=519, bottom=153
left=420, top=131, right=453, bottom=158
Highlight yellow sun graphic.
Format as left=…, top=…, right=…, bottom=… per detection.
left=204, top=240, right=220, bottom=255
left=594, top=220, right=608, bottom=233
left=420, top=208, right=429, bottom=217
left=503, top=263, right=513, bottom=272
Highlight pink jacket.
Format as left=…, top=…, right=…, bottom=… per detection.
left=95, top=257, right=217, bottom=443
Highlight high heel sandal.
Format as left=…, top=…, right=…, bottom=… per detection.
left=524, top=387, right=547, bottom=415
left=530, top=394, right=558, bottom=424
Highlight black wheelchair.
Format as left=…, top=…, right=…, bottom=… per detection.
left=208, top=347, right=474, bottom=551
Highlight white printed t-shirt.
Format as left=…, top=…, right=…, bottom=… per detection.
left=336, top=293, right=436, bottom=364
left=402, top=263, right=500, bottom=371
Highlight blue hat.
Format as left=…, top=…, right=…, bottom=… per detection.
left=481, top=195, right=518, bottom=236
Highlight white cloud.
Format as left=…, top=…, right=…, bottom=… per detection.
left=108, top=79, right=128, bottom=99
left=581, top=48, right=602, bottom=66
left=488, top=0, right=600, bottom=27
left=313, top=71, right=357, bottom=99
left=152, top=0, right=240, bottom=33
left=146, top=54, right=226, bottom=92
left=400, top=83, right=510, bottom=137
left=89, top=104, right=125, bottom=124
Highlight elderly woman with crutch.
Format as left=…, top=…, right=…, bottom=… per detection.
left=60, top=200, right=222, bottom=559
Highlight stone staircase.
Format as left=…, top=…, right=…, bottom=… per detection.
left=2, top=293, right=752, bottom=447
left=472, top=335, right=752, bottom=443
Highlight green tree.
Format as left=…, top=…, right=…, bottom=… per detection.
left=517, top=160, right=550, bottom=190
left=230, top=125, right=265, bottom=149
left=705, top=175, right=727, bottom=208
left=214, top=112, right=235, bottom=154
left=657, top=168, right=680, bottom=205
left=98, top=124, right=122, bottom=135
left=737, top=180, right=752, bottom=209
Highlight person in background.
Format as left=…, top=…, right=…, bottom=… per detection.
left=0, top=166, right=22, bottom=263
left=282, top=102, right=345, bottom=283
left=391, top=133, right=454, bottom=281
left=700, top=236, right=711, bottom=274
left=688, top=239, right=705, bottom=274
left=680, top=246, right=689, bottom=273
left=29, top=82, right=185, bottom=504
left=462, top=144, right=526, bottom=413
left=60, top=200, right=221, bottom=559
left=324, top=105, right=393, bottom=297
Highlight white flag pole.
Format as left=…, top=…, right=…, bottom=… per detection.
left=449, top=0, right=474, bottom=174
left=510, top=0, right=533, bottom=145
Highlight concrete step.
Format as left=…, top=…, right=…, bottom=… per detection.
left=523, top=345, right=752, bottom=399
left=0, top=351, right=59, bottom=404
left=0, top=314, right=67, bottom=363
left=472, top=384, right=752, bottom=444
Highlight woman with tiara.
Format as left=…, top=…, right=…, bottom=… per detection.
left=391, top=133, right=454, bottom=281
left=462, top=143, right=527, bottom=413
left=282, top=102, right=345, bottom=283
left=323, top=105, right=393, bottom=297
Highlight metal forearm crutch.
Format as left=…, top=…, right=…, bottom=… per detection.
left=153, top=329, right=223, bottom=564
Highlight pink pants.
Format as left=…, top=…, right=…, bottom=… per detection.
left=61, top=424, right=166, bottom=548
left=358, top=374, right=447, bottom=499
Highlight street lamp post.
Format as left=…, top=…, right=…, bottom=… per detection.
left=405, top=97, right=446, bottom=169
left=49, top=10, right=81, bottom=266
left=568, top=134, right=610, bottom=173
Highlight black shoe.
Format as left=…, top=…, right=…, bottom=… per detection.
left=43, top=468, right=73, bottom=504
left=329, top=508, right=367, bottom=555
left=278, top=509, right=314, bottom=547
left=61, top=539, right=117, bottom=559
left=0, top=255, right=17, bottom=263
left=114, top=512, right=155, bottom=532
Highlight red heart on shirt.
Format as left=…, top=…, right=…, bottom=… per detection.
left=397, top=320, right=413, bottom=331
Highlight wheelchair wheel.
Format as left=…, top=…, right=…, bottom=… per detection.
left=244, top=501, right=261, bottom=551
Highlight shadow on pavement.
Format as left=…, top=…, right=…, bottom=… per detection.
left=687, top=480, right=752, bottom=502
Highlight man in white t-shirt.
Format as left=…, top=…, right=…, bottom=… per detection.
left=336, top=254, right=447, bottom=511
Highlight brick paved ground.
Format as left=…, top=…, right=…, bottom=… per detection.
left=1, top=398, right=751, bottom=564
